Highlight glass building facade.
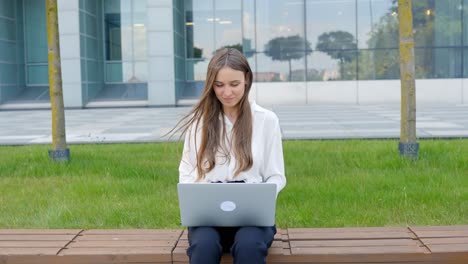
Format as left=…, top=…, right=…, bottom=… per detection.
left=0, top=0, right=467, bottom=108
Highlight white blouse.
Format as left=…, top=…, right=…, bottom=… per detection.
left=179, top=101, right=286, bottom=195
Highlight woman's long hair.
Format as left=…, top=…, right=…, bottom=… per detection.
left=173, top=48, right=253, bottom=180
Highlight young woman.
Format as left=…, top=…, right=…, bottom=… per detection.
left=176, top=48, right=286, bottom=264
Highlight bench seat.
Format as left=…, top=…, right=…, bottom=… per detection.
left=1, top=226, right=467, bottom=263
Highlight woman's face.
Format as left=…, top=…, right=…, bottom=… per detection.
left=213, top=67, right=246, bottom=112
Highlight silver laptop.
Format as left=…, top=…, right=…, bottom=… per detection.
left=177, top=183, right=277, bottom=227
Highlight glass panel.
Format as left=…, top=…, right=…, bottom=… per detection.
left=255, top=0, right=306, bottom=82
left=186, top=59, right=209, bottom=81
left=85, top=13, right=97, bottom=37
left=214, top=1, right=242, bottom=51
left=104, top=0, right=147, bottom=77
left=86, top=37, right=98, bottom=59
left=432, top=0, right=462, bottom=47
left=120, top=8, right=133, bottom=61
left=464, top=0, right=468, bottom=45
left=0, top=41, right=16, bottom=62
left=0, top=0, right=15, bottom=19
left=175, top=56, right=186, bottom=80
left=87, top=60, right=98, bottom=82
left=105, top=62, right=123, bottom=82
left=256, top=0, right=305, bottom=52
left=358, top=49, right=399, bottom=80
left=412, top=0, right=462, bottom=47
left=307, top=0, right=356, bottom=50
left=27, top=65, right=49, bottom=85
left=24, top=0, right=47, bottom=63
left=415, top=48, right=462, bottom=78
left=80, top=10, right=86, bottom=34
left=307, top=50, right=357, bottom=81
left=133, top=22, right=147, bottom=60
left=256, top=52, right=306, bottom=82
left=183, top=81, right=205, bottom=98
left=104, top=61, right=146, bottom=83
left=81, top=60, right=87, bottom=81
left=357, top=0, right=398, bottom=49
left=0, top=64, right=17, bottom=84
left=84, top=0, right=97, bottom=15
left=0, top=18, right=15, bottom=41
left=242, top=0, right=256, bottom=54
left=463, top=48, right=468, bottom=78
left=105, top=2, right=122, bottom=60
left=185, top=0, right=215, bottom=59
left=132, top=61, right=147, bottom=82
left=176, top=34, right=185, bottom=58
left=80, top=35, right=86, bottom=57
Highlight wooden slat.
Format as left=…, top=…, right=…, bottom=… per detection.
left=0, top=229, right=81, bottom=235
left=411, top=225, right=468, bottom=231
left=58, top=248, right=173, bottom=263
left=0, top=248, right=60, bottom=255
left=412, top=230, right=468, bottom=238
left=421, top=237, right=468, bottom=245
left=0, top=241, right=67, bottom=247
left=75, top=234, right=180, bottom=241
left=290, top=238, right=418, bottom=247
left=428, top=244, right=468, bottom=253
left=83, top=229, right=181, bottom=235
left=0, top=234, right=75, bottom=241
left=56, top=254, right=172, bottom=264
left=288, top=231, right=412, bottom=240
left=1, top=255, right=62, bottom=264
left=60, top=247, right=173, bottom=255
left=291, top=245, right=426, bottom=255
left=288, top=227, right=408, bottom=233
left=69, top=240, right=175, bottom=248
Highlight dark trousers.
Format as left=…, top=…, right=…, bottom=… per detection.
left=187, top=225, right=276, bottom=264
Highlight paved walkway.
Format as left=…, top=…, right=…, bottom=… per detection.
left=0, top=104, right=467, bottom=145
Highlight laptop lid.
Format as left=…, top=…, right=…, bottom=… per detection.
left=177, top=183, right=277, bottom=227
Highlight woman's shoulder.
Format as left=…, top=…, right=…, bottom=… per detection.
left=252, top=101, right=279, bottom=124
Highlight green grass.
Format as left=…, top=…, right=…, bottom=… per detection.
left=0, top=139, right=467, bottom=229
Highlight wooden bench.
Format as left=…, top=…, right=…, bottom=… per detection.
left=1, top=226, right=467, bottom=263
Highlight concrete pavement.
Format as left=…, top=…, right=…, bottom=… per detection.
left=0, top=104, right=467, bottom=145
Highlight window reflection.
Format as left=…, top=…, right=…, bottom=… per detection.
left=185, top=0, right=242, bottom=83
left=414, top=0, right=462, bottom=47
left=104, top=0, right=147, bottom=83
left=415, top=48, right=462, bottom=78
left=307, top=51, right=357, bottom=81
left=256, top=0, right=304, bottom=51
left=256, top=0, right=306, bottom=82
left=358, top=49, right=399, bottom=80
left=257, top=52, right=306, bottom=82
left=357, top=0, right=398, bottom=49
left=178, top=0, right=468, bottom=99
left=307, top=0, right=356, bottom=49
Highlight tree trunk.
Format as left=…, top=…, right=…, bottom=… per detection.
left=398, top=0, right=419, bottom=158
left=46, top=0, right=70, bottom=162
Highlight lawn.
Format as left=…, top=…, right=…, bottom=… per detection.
left=0, top=139, right=466, bottom=229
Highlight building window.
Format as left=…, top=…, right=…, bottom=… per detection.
left=104, top=0, right=147, bottom=84
left=183, top=0, right=242, bottom=97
